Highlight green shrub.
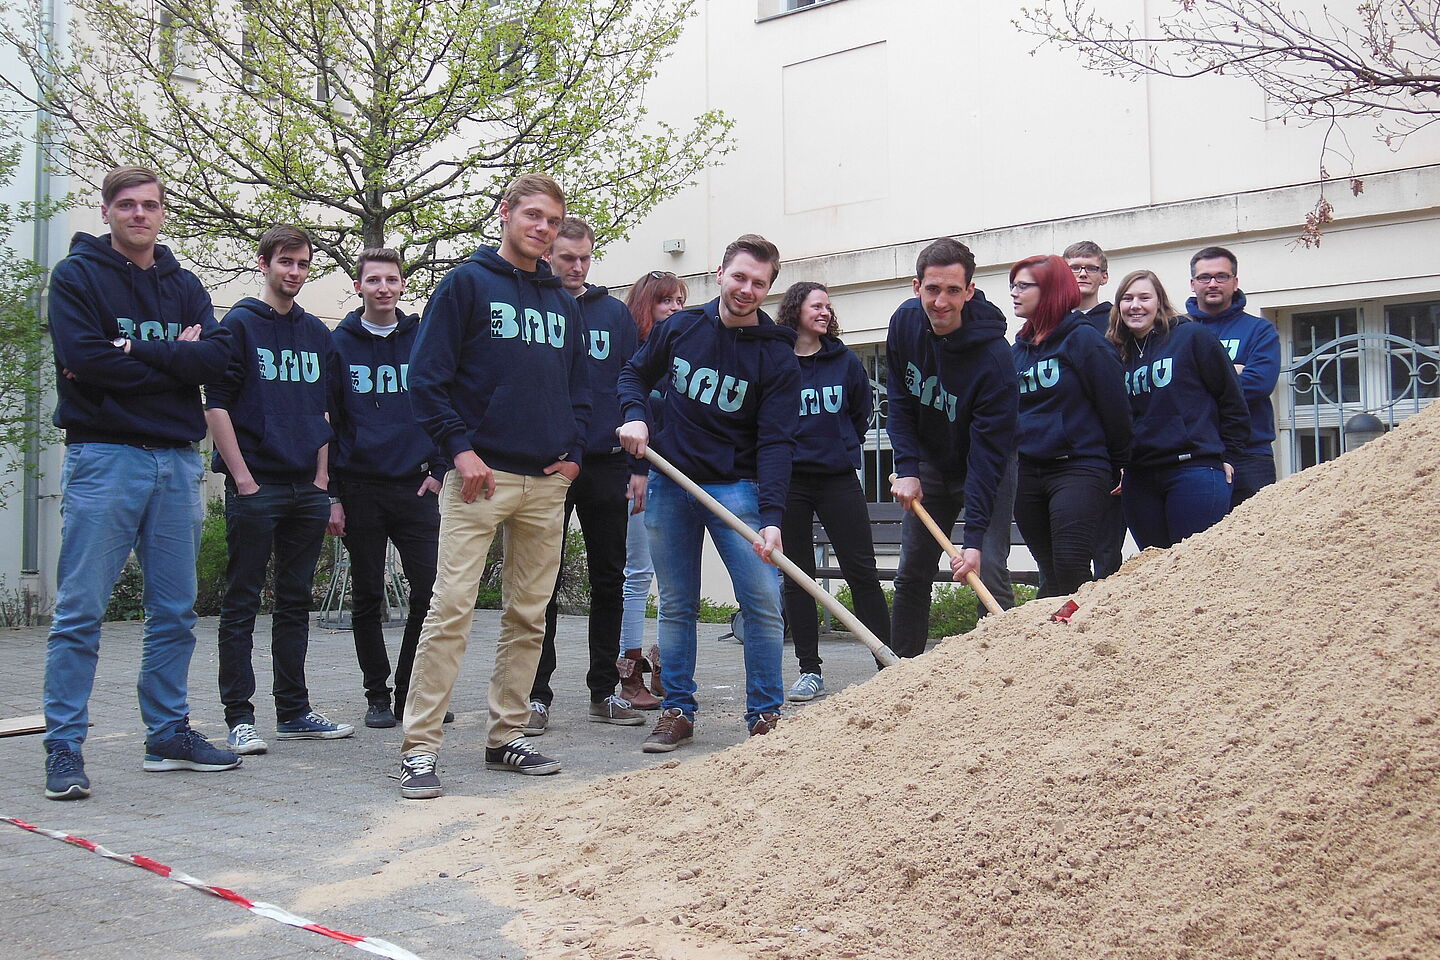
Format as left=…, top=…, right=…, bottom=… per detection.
left=643, top=594, right=739, bottom=623
left=825, top=581, right=1037, bottom=639
left=476, top=528, right=590, bottom=613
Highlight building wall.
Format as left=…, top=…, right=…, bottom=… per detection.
left=592, top=0, right=1440, bottom=604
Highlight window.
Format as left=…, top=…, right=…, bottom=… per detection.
left=757, top=0, right=846, bottom=21
left=1290, top=307, right=1359, bottom=407
left=157, top=8, right=199, bottom=79
left=1386, top=301, right=1440, bottom=402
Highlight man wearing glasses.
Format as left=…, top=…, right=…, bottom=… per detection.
left=1184, top=246, right=1280, bottom=507
left=1063, top=241, right=1125, bottom=579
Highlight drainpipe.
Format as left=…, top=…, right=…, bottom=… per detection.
left=21, top=0, right=58, bottom=591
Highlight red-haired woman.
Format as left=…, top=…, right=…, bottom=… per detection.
left=616, top=271, right=687, bottom=708
left=1010, top=255, right=1131, bottom=597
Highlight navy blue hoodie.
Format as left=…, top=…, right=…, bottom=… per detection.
left=49, top=232, right=230, bottom=446
left=409, top=246, right=591, bottom=476
left=885, top=290, right=1018, bottom=550
left=572, top=284, right=640, bottom=463
left=617, top=299, right=800, bottom=529
left=1073, top=301, right=1113, bottom=338
left=1184, top=291, right=1280, bottom=455
left=1012, top=312, right=1131, bottom=470
left=1121, top=319, right=1250, bottom=469
left=793, top=336, right=872, bottom=474
left=327, top=309, right=444, bottom=485
left=205, top=297, right=336, bottom=483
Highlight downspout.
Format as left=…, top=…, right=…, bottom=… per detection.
left=22, top=0, right=57, bottom=587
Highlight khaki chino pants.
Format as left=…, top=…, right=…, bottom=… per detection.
left=402, top=468, right=569, bottom=754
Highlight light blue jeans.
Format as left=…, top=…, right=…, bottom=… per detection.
left=620, top=508, right=652, bottom=654
left=44, top=443, right=205, bottom=750
left=644, top=472, right=783, bottom=725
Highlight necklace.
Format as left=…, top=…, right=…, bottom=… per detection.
left=1135, top=331, right=1152, bottom=360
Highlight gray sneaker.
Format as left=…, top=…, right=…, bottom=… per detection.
left=485, top=737, right=560, bottom=775
left=227, top=723, right=268, bottom=755
left=788, top=673, right=825, bottom=702
left=522, top=701, right=549, bottom=737
left=587, top=695, right=645, bottom=726
left=276, top=711, right=355, bottom=740
left=399, top=753, right=442, bottom=799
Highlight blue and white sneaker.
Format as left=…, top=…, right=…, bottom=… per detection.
left=227, top=723, right=268, bottom=755
left=788, top=673, right=825, bottom=702
left=276, top=711, right=355, bottom=740
left=44, top=744, right=90, bottom=800
left=144, top=727, right=242, bottom=772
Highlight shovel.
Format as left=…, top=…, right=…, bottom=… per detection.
left=888, top=473, right=1005, bottom=617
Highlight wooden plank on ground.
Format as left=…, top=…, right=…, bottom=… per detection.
left=0, top=715, right=45, bottom=737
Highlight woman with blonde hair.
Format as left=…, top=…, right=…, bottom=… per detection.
left=1107, top=269, right=1248, bottom=549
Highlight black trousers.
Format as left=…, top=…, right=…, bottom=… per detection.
left=531, top=453, right=629, bottom=706
left=1013, top=460, right=1112, bottom=599
left=1091, top=486, right=1127, bottom=580
left=338, top=477, right=440, bottom=708
left=780, top=470, right=890, bottom=675
left=891, top=456, right=1017, bottom=659
left=217, top=481, right=328, bottom=726
left=1229, top=451, right=1276, bottom=509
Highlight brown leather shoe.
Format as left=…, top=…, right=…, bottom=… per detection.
left=646, top=643, right=665, bottom=698
left=642, top=707, right=693, bottom=753
left=617, top=652, right=661, bottom=709
left=748, top=712, right=781, bottom=736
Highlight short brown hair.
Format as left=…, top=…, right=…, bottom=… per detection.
left=356, top=247, right=403, bottom=278
left=102, top=166, right=165, bottom=206
left=915, top=238, right=976, bottom=285
left=557, top=217, right=594, bottom=244
left=1063, top=240, right=1107, bottom=272
left=1190, top=245, right=1238, bottom=275
left=258, top=225, right=312, bottom=264
left=502, top=174, right=566, bottom=211
left=721, top=233, right=781, bottom=282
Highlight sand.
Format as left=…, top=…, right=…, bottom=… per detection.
left=481, top=405, right=1440, bottom=960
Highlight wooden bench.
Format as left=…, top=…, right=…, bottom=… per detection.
left=812, top=501, right=1037, bottom=588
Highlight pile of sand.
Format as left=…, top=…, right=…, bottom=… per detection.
left=485, top=406, right=1440, bottom=960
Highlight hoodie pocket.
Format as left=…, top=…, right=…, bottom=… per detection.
left=472, top=384, right=576, bottom=465
left=260, top=413, right=333, bottom=472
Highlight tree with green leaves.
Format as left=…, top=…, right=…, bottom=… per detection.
left=0, top=127, right=55, bottom=505
left=1, top=0, right=730, bottom=293
left=1017, top=0, right=1440, bottom=244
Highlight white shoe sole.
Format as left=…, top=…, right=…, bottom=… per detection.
left=143, top=757, right=242, bottom=772
left=275, top=726, right=354, bottom=740
left=228, top=740, right=268, bottom=755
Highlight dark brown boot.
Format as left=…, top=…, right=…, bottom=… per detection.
left=646, top=643, right=665, bottom=698
left=617, top=651, right=660, bottom=709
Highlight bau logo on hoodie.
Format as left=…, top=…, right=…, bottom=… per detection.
left=349, top=363, right=408, bottom=394
left=117, top=318, right=184, bottom=342
left=902, top=361, right=958, bottom=422
left=1018, top=359, right=1061, bottom=394
left=670, top=354, right=749, bottom=412
left=799, top=384, right=844, bottom=416
left=1127, top=358, right=1175, bottom=395
left=257, top=347, right=322, bottom=383
left=491, top=302, right=568, bottom=348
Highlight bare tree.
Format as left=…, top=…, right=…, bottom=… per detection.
left=1018, top=0, right=1440, bottom=243
left=1, top=0, right=732, bottom=291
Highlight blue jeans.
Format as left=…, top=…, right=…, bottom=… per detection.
left=1229, top=452, right=1275, bottom=509
left=44, top=443, right=205, bottom=751
left=620, top=508, right=653, bottom=654
left=1122, top=463, right=1232, bottom=550
left=217, top=481, right=329, bottom=726
left=644, top=472, right=783, bottom=725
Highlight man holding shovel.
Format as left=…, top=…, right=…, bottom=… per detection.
left=886, top=238, right=1018, bottom=658
left=617, top=234, right=800, bottom=751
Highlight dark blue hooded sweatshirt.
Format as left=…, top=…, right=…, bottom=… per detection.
left=617, top=299, right=800, bottom=529
left=49, top=232, right=230, bottom=446
left=327, top=309, right=444, bottom=485
left=885, top=289, right=1018, bottom=550
left=1122, top=319, right=1251, bottom=470
left=205, top=297, right=336, bottom=483
left=572, top=284, right=640, bottom=464
left=1012, top=311, right=1131, bottom=470
left=408, top=246, right=591, bottom=476
left=793, top=336, right=872, bottom=474
left=1184, top=291, right=1280, bottom=455
left=1072, top=301, right=1113, bottom=338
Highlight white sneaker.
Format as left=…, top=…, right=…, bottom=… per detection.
left=788, top=673, right=825, bottom=702
left=522, top=701, right=549, bottom=737
left=227, top=723, right=269, bottom=755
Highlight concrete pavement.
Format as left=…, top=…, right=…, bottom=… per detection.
left=0, top=610, right=882, bottom=959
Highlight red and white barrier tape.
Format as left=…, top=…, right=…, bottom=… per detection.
left=2, top=815, right=426, bottom=960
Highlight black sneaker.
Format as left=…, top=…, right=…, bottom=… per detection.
left=485, top=737, right=561, bottom=775
left=143, top=727, right=243, bottom=772
left=44, top=744, right=90, bottom=800
left=399, top=753, right=442, bottom=799
left=365, top=701, right=397, bottom=728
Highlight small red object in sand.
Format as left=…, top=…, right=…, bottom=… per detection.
left=1050, top=600, right=1079, bottom=623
